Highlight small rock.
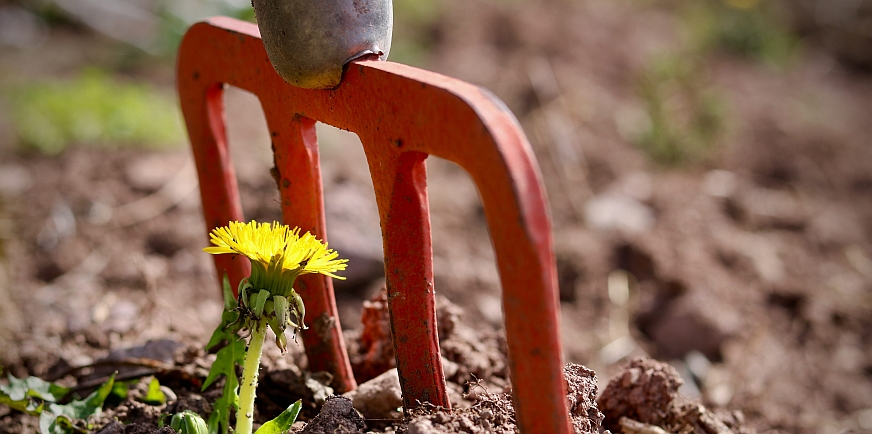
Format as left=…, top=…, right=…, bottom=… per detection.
left=670, top=360, right=701, bottom=400
left=0, top=164, right=33, bottom=197
left=702, top=170, right=738, bottom=198
left=808, top=204, right=864, bottom=247
left=685, top=351, right=711, bottom=381
left=343, top=368, right=403, bottom=420
left=300, top=395, right=365, bottom=434
left=857, top=408, right=872, bottom=430
left=103, top=299, right=141, bottom=334
left=407, top=418, right=440, bottom=434
left=621, top=172, right=654, bottom=201
left=476, top=293, right=503, bottom=324
left=584, top=192, right=655, bottom=234
left=730, top=188, right=806, bottom=230
left=159, top=386, right=177, bottom=403
left=643, top=291, right=739, bottom=360
left=125, top=155, right=183, bottom=192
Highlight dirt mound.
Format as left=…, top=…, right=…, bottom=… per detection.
left=599, top=357, right=753, bottom=434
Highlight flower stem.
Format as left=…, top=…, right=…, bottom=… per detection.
left=237, top=318, right=267, bottom=434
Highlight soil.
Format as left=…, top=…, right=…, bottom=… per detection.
left=2, top=0, right=872, bottom=433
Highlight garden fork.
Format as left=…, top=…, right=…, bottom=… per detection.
left=177, top=16, right=571, bottom=434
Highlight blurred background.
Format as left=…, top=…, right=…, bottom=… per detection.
left=1, top=0, right=871, bottom=432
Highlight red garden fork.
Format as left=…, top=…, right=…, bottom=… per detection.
left=177, top=16, right=571, bottom=434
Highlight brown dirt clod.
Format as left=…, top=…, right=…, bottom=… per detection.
left=599, top=357, right=755, bottom=434
left=563, top=363, right=604, bottom=434
left=598, top=357, right=683, bottom=431
left=299, top=395, right=366, bottom=434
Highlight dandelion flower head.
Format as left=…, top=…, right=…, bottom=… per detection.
left=204, top=221, right=347, bottom=297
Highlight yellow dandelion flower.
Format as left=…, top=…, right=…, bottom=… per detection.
left=204, top=221, right=347, bottom=297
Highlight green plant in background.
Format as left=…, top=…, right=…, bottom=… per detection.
left=155, top=0, right=257, bottom=59
left=680, top=0, right=799, bottom=67
left=0, top=370, right=117, bottom=434
left=632, top=0, right=798, bottom=166
left=5, top=69, right=184, bottom=155
left=635, top=53, right=727, bottom=166
left=389, top=0, right=444, bottom=65
left=203, top=221, right=347, bottom=434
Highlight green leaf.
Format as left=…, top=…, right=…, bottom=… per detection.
left=203, top=273, right=248, bottom=434
left=203, top=335, right=245, bottom=392
left=254, top=400, right=302, bottom=434
left=110, top=381, right=129, bottom=400
left=0, top=373, right=70, bottom=415
left=206, top=309, right=242, bottom=352
left=222, top=274, right=238, bottom=311
left=140, top=377, right=166, bottom=405
left=40, top=373, right=116, bottom=434
left=1, top=374, right=71, bottom=403
left=208, top=377, right=236, bottom=434
left=203, top=338, right=246, bottom=434
left=206, top=274, right=243, bottom=352
left=0, top=393, right=44, bottom=415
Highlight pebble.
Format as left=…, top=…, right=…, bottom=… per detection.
left=103, top=299, right=141, bottom=333
left=159, top=385, right=177, bottom=403
left=125, top=155, right=183, bottom=192
left=584, top=192, right=655, bottom=234
left=343, top=368, right=403, bottom=420
left=856, top=408, right=872, bottom=429
left=0, top=164, right=33, bottom=197
left=407, top=418, right=440, bottom=434
left=701, top=170, right=738, bottom=198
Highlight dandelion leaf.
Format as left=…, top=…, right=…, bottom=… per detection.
left=39, top=372, right=115, bottom=434
left=0, top=372, right=71, bottom=415
left=253, top=400, right=302, bottom=434
left=204, top=338, right=245, bottom=434
left=140, top=377, right=166, bottom=405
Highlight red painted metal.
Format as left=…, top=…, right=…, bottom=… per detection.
left=177, top=17, right=571, bottom=434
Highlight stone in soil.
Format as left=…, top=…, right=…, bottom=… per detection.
left=343, top=368, right=403, bottom=421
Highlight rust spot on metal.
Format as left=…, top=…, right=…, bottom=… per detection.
left=313, top=313, right=337, bottom=342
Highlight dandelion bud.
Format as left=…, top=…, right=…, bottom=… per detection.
left=276, top=330, right=288, bottom=352
left=239, top=279, right=254, bottom=308
left=290, top=291, right=307, bottom=330
left=170, top=411, right=208, bottom=434
left=252, top=289, right=270, bottom=318
left=273, top=295, right=290, bottom=324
